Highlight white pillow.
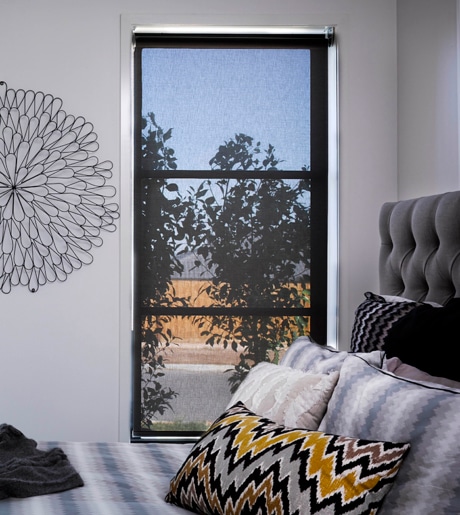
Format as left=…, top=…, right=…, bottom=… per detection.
left=381, top=294, right=442, bottom=307
left=227, top=361, right=339, bottom=430
left=383, top=356, right=460, bottom=390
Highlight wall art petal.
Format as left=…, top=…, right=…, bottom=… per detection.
left=0, top=81, right=119, bottom=293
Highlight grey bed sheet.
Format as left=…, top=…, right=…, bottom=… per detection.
left=0, top=440, right=193, bottom=514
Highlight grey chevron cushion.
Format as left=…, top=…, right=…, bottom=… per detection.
left=280, top=336, right=384, bottom=373
left=318, top=354, right=460, bottom=515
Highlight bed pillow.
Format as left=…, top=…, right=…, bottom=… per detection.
left=383, top=356, right=460, bottom=390
left=165, top=402, right=410, bottom=515
left=318, top=354, right=460, bottom=515
left=383, top=297, right=460, bottom=381
left=226, top=361, right=339, bottom=430
left=350, top=292, right=419, bottom=352
left=280, top=337, right=383, bottom=374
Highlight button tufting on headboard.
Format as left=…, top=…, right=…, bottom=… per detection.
left=379, top=191, right=460, bottom=305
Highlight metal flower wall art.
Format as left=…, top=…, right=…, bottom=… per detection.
left=0, top=81, right=119, bottom=293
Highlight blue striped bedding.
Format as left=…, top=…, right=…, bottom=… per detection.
left=0, top=441, right=193, bottom=514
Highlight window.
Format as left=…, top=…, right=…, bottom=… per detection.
left=131, top=26, right=337, bottom=440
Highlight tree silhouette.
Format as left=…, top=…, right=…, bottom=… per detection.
left=139, top=116, right=311, bottom=426
left=139, top=113, right=187, bottom=427
left=184, top=133, right=311, bottom=391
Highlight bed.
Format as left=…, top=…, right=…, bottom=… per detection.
left=1, top=190, right=460, bottom=514
left=0, top=436, right=193, bottom=514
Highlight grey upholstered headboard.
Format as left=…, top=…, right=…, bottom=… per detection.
left=379, top=190, right=460, bottom=305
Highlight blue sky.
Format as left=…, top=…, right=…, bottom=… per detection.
left=141, top=47, right=311, bottom=170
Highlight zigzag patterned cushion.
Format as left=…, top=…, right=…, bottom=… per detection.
left=350, top=292, right=419, bottom=352
left=318, top=355, right=460, bottom=514
left=165, top=402, right=410, bottom=515
left=280, top=337, right=383, bottom=373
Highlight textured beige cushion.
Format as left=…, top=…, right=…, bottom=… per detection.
left=227, top=362, right=339, bottom=430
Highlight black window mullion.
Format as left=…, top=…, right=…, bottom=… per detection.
left=140, top=307, right=311, bottom=317
left=138, top=169, right=308, bottom=179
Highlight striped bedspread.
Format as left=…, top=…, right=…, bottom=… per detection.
left=0, top=441, right=194, bottom=514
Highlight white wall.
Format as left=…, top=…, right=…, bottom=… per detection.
left=397, top=0, right=459, bottom=199
left=0, top=0, right=455, bottom=442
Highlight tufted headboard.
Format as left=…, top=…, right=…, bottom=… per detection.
left=379, top=190, right=460, bottom=305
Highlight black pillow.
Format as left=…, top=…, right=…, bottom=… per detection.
left=350, top=292, right=419, bottom=352
left=384, top=298, right=460, bottom=382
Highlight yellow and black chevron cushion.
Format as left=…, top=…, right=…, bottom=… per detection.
left=165, top=402, right=410, bottom=514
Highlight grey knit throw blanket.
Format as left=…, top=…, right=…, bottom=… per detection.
left=0, top=423, right=84, bottom=500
